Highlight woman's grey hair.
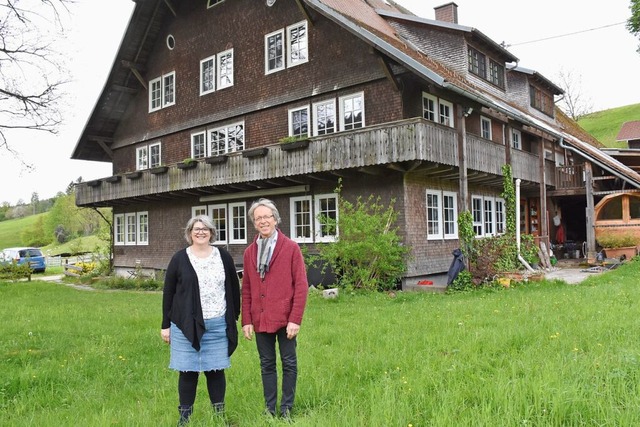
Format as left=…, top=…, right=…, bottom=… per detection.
left=184, top=214, right=217, bottom=245
left=248, top=198, right=281, bottom=225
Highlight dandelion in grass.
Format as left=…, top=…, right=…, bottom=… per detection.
left=549, top=332, right=560, bottom=339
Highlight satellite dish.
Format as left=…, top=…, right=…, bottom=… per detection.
left=266, top=0, right=276, bottom=6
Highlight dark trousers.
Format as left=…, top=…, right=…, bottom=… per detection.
left=178, top=369, right=226, bottom=406
left=255, top=328, right=298, bottom=414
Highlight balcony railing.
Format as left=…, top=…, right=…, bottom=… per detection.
left=76, top=118, right=549, bottom=206
left=555, top=164, right=585, bottom=189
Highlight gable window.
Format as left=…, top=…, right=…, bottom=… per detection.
left=287, top=21, right=308, bottom=67
left=191, top=131, right=207, bottom=159
left=529, top=85, right=554, bottom=116
left=290, top=193, right=338, bottom=243
left=149, top=71, right=175, bottom=112
left=209, top=122, right=245, bottom=156
left=340, top=92, right=364, bottom=131
left=289, top=106, right=309, bottom=138
left=136, top=142, right=161, bottom=170
left=207, top=0, right=224, bottom=7
left=200, top=55, right=216, bottom=95
left=217, top=49, right=234, bottom=89
left=481, top=116, right=492, bottom=140
left=422, top=92, right=454, bottom=128
left=265, top=29, right=285, bottom=74
left=468, top=47, right=486, bottom=78
left=426, top=190, right=458, bottom=240
left=511, top=129, right=521, bottom=150
left=489, top=59, right=505, bottom=88
left=313, top=100, right=336, bottom=136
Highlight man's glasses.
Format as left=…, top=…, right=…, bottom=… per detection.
left=192, top=227, right=210, bottom=233
left=254, top=214, right=274, bottom=222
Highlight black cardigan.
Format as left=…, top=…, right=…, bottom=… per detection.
left=162, top=247, right=241, bottom=354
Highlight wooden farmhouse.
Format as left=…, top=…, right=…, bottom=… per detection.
left=71, top=0, right=640, bottom=287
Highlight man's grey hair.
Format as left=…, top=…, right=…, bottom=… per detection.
left=248, top=198, right=281, bottom=225
left=184, top=214, right=217, bottom=245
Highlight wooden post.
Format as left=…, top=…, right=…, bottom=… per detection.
left=584, top=162, right=596, bottom=262
left=457, top=105, right=468, bottom=211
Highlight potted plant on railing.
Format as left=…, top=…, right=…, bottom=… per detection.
left=279, top=135, right=310, bottom=151
left=597, top=234, right=639, bottom=260
left=149, top=164, right=169, bottom=174
left=176, top=158, right=198, bottom=170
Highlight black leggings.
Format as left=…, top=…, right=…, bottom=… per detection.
left=178, top=370, right=226, bottom=406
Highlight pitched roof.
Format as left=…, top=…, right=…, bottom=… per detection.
left=616, top=121, right=640, bottom=142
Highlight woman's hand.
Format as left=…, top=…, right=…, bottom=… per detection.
left=161, top=328, right=170, bottom=344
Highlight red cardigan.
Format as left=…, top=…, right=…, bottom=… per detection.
left=242, top=231, right=308, bottom=333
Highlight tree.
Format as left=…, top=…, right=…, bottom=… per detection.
left=555, top=69, right=593, bottom=120
left=0, top=0, right=71, bottom=158
left=628, top=0, right=640, bottom=53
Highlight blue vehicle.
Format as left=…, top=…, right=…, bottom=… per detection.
left=0, top=247, right=47, bottom=273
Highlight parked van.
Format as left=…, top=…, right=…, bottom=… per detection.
left=0, top=247, right=47, bottom=273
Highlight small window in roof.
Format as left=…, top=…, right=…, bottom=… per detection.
left=166, top=35, right=175, bottom=50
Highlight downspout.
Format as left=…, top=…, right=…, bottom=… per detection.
left=516, top=179, right=535, bottom=272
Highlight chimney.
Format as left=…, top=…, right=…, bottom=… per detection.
left=434, top=2, right=458, bottom=24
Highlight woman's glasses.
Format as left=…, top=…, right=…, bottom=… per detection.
left=192, top=227, right=210, bottom=233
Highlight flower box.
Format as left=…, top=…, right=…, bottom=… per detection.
left=603, top=246, right=637, bottom=260
left=205, top=155, right=229, bottom=165
left=280, top=139, right=310, bottom=151
left=104, top=175, right=121, bottom=183
left=176, top=161, right=197, bottom=170
left=149, top=166, right=169, bottom=174
left=87, top=180, right=102, bottom=187
left=242, top=147, right=268, bottom=158
left=125, top=171, right=142, bottom=180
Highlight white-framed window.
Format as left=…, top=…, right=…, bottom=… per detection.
left=125, top=213, right=137, bottom=246
left=137, top=212, right=149, bottom=245
left=209, top=122, right=245, bottom=155
left=229, top=202, right=247, bottom=244
left=426, top=190, right=458, bottom=240
left=291, top=196, right=313, bottom=243
left=191, top=131, right=207, bottom=159
left=312, top=100, right=336, bottom=136
left=439, top=99, right=454, bottom=128
left=265, top=29, right=285, bottom=74
left=288, top=106, right=309, bottom=138
left=149, top=71, right=176, bottom=112
left=422, top=92, right=437, bottom=122
left=422, top=92, right=454, bottom=128
left=472, top=195, right=505, bottom=237
left=209, top=204, right=227, bottom=244
left=340, top=92, right=364, bottom=131
left=192, top=206, right=207, bottom=217
left=289, top=193, right=338, bottom=243
left=511, top=129, right=521, bottom=150
left=481, top=116, right=492, bottom=140
left=115, top=211, right=150, bottom=246
left=315, top=193, right=338, bottom=242
left=114, top=214, right=125, bottom=245
left=200, top=55, right=216, bottom=95
left=287, top=21, right=308, bottom=68
left=217, top=49, right=234, bottom=90
left=472, top=196, right=484, bottom=237
left=136, top=142, right=161, bottom=170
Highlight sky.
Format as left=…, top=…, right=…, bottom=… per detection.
left=0, top=0, right=638, bottom=206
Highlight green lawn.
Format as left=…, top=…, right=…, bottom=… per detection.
left=2, top=259, right=640, bottom=426
left=578, top=103, right=640, bottom=147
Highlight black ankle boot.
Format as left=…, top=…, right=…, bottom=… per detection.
left=177, top=405, right=193, bottom=426
left=212, top=401, right=225, bottom=413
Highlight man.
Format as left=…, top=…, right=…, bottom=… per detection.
left=242, top=198, right=309, bottom=418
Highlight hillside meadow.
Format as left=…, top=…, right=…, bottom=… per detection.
left=2, top=258, right=640, bottom=426
left=578, top=103, right=640, bottom=148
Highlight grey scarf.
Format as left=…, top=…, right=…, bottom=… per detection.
left=256, top=234, right=274, bottom=279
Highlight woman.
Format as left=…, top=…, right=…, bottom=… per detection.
left=161, top=215, right=241, bottom=425
left=241, top=198, right=308, bottom=419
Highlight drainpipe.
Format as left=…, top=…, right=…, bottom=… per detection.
left=516, top=179, right=535, bottom=272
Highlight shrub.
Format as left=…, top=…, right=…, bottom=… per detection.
left=314, top=183, right=409, bottom=291
left=0, top=262, right=32, bottom=280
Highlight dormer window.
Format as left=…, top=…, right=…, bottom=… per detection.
left=529, top=84, right=554, bottom=117
left=468, top=46, right=505, bottom=89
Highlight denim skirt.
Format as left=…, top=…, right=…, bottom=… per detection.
left=169, top=316, right=230, bottom=372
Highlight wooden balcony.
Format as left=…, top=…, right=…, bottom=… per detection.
left=76, top=118, right=549, bottom=206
